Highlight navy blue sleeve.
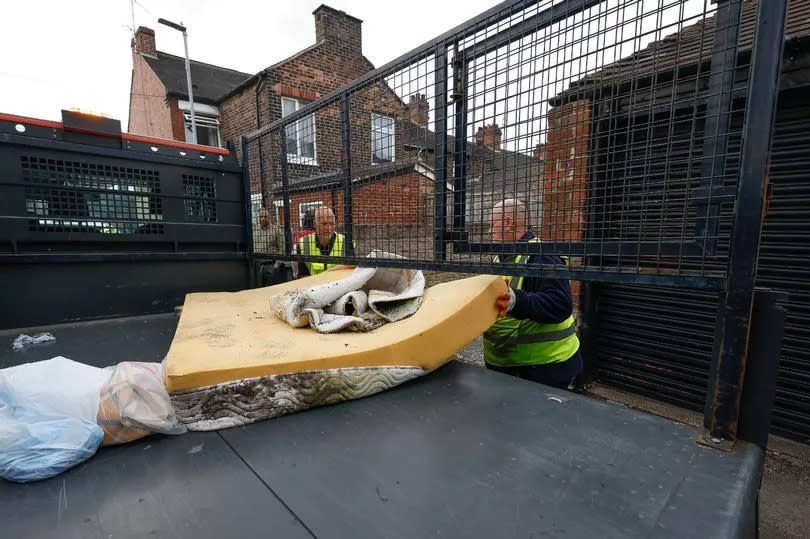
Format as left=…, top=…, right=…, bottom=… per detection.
left=508, top=255, right=573, bottom=324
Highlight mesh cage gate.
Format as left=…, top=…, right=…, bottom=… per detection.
left=242, top=0, right=788, bottom=442
left=244, top=0, right=770, bottom=289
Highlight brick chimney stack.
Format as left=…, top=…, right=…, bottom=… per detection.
left=313, top=5, right=363, bottom=53
left=407, top=94, right=429, bottom=126
left=133, top=26, right=156, bottom=57
left=534, top=143, right=546, bottom=160
left=475, top=124, right=502, bottom=151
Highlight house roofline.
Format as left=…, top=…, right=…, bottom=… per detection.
left=217, top=40, right=331, bottom=102
left=165, top=90, right=221, bottom=106
left=152, top=49, right=251, bottom=78
left=548, top=34, right=810, bottom=108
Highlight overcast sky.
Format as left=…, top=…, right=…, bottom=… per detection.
left=1, top=0, right=500, bottom=130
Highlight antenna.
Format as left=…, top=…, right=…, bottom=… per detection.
left=130, top=0, right=136, bottom=37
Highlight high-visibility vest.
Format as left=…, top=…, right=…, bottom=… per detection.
left=483, top=242, right=579, bottom=367
left=298, top=232, right=355, bottom=275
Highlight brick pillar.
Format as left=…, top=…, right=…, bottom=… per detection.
left=544, top=99, right=591, bottom=317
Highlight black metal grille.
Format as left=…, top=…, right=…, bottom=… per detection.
left=182, top=174, right=218, bottom=223
left=21, top=155, right=164, bottom=235
left=240, top=0, right=778, bottom=291
left=240, top=0, right=790, bottom=443
left=594, top=89, right=810, bottom=443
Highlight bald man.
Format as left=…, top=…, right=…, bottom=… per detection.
left=484, top=199, right=582, bottom=389
left=295, top=207, right=356, bottom=277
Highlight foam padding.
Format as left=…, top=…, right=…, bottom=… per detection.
left=164, top=271, right=505, bottom=392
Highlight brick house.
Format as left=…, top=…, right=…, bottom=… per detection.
left=127, top=4, right=544, bottom=248
left=128, top=5, right=405, bottom=228
left=270, top=105, right=544, bottom=235
left=128, top=26, right=251, bottom=147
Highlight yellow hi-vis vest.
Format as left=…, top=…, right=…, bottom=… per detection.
left=483, top=244, right=579, bottom=367
left=298, top=232, right=355, bottom=275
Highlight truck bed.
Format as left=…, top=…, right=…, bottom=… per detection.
left=1, top=315, right=762, bottom=538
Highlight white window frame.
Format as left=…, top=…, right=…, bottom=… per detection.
left=272, top=200, right=285, bottom=224
left=298, top=201, right=324, bottom=226
left=250, top=193, right=263, bottom=225
left=183, top=111, right=221, bottom=148
left=371, top=112, right=395, bottom=164
left=282, top=97, right=318, bottom=165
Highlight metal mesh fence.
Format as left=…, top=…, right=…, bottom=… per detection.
left=245, top=0, right=774, bottom=289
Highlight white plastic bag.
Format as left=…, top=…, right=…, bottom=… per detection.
left=0, top=357, right=109, bottom=482
left=97, top=361, right=185, bottom=445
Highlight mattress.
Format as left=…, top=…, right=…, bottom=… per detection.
left=165, top=270, right=505, bottom=430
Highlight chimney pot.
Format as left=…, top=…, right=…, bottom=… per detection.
left=475, top=124, right=502, bottom=151
left=313, top=5, right=363, bottom=53
left=533, top=143, right=546, bottom=160
left=133, top=26, right=156, bottom=57
left=407, top=93, right=429, bottom=126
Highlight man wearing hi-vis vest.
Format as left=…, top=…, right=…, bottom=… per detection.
left=295, top=206, right=355, bottom=278
left=485, top=199, right=582, bottom=389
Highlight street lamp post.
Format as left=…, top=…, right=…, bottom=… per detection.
left=158, top=17, right=197, bottom=144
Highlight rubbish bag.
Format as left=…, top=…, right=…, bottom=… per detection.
left=260, top=260, right=294, bottom=286
left=97, top=361, right=186, bottom=445
left=0, top=357, right=109, bottom=483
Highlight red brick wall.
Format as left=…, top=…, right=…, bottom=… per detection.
left=282, top=172, right=433, bottom=227
left=544, top=99, right=591, bottom=316
left=218, top=23, right=421, bottom=219
left=261, top=46, right=380, bottom=176
left=353, top=171, right=433, bottom=224
left=219, top=78, right=265, bottom=162
left=543, top=100, right=591, bottom=241
left=168, top=99, right=186, bottom=141
left=218, top=32, right=379, bottom=196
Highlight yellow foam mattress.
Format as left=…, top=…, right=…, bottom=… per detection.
left=165, top=270, right=505, bottom=392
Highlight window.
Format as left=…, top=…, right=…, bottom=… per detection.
left=184, top=112, right=221, bottom=148
left=273, top=200, right=285, bottom=224
left=251, top=193, right=263, bottom=225
left=282, top=97, right=317, bottom=165
left=372, top=113, right=395, bottom=163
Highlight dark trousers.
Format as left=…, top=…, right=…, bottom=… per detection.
left=485, top=351, right=583, bottom=390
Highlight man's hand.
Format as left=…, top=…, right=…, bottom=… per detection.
left=496, top=287, right=516, bottom=318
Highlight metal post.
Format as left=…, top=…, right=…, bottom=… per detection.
left=434, top=46, right=449, bottom=261
left=737, top=289, right=787, bottom=450
left=340, top=94, right=354, bottom=256
left=695, top=0, right=742, bottom=253
left=279, top=129, right=293, bottom=255
left=702, top=0, right=788, bottom=446
left=578, top=101, right=612, bottom=390
left=182, top=30, right=197, bottom=145
left=158, top=18, right=197, bottom=145
left=241, top=138, right=254, bottom=256
left=452, top=52, right=469, bottom=234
